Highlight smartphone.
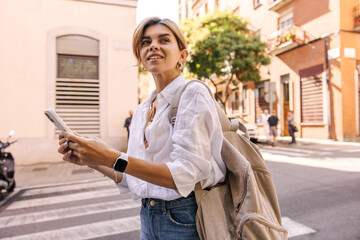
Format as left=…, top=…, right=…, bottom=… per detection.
left=44, top=108, right=72, bottom=132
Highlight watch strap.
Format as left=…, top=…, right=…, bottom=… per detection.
left=113, top=152, right=128, bottom=173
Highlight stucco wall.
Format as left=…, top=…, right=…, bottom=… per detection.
left=339, top=31, right=360, bottom=139
left=0, top=0, right=138, bottom=165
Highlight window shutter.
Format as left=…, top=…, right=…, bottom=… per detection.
left=56, top=36, right=100, bottom=137
left=300, top=64, right=324, bottom=123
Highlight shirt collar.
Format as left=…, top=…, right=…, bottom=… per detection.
left=158, top=75, right=186, bottom=105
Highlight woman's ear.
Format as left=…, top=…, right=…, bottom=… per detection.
left=180, top=49, right=189, bottom=61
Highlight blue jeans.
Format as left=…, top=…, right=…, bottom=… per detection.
left=140, top=192, right=200, bottom=240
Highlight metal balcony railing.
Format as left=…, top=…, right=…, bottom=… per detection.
left=354, top=4, right=360, bottom=31
left=267, top=25, right=308, bottom=55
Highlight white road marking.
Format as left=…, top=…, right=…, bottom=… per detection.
left=263, top=152, right=360, bottom=172
left=261, top=146, right=331, bottom=157
left=262, top=148, right=309, bottom=157
left=2, top=216, right=141, bottom=240
left=21, top=179, right=114, bottom=197
left=1, top=179, right=319, bottom=239
left=282, top=217, right=316, bottom=238
left=0, top=199, right=140, bottom=228
left=6, top=188, right=120, bottom=210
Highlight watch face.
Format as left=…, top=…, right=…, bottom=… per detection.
left=114, top=158, right=128, bottom=173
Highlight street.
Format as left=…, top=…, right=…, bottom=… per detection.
left=0, top=141, right=359, bottom=239
left=260, top=141, right=360, bottom=240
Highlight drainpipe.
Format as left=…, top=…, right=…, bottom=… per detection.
left=323, top=37, right=332, bottom=139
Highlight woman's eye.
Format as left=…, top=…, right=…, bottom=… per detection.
left=161, top=38, right=170, bottom=43
left=141, top=40, right=150, bottom=46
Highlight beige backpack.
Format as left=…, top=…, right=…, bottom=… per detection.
left=169, top=80, right=288, bottom=240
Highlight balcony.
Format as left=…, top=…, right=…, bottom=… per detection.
left=267, top=26, right=308, bottom=55
left=354, top=4, right=360, bottom=31
left=268, top=0, right=294, bottom=11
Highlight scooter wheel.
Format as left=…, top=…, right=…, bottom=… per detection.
left=8, top=180, right=15, bottom=192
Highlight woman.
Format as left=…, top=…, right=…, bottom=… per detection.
left=58, top=17, right=225, bottom=240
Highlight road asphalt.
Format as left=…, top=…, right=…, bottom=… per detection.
left=14, top=136, right=360, bottom=188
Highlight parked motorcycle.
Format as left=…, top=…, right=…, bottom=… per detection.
left=0, top=129, right=16, bottom=200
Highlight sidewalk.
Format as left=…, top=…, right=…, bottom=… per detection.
left=15, top=162, right=104, bottom=188
left=14, top=137, right=360, bottom=188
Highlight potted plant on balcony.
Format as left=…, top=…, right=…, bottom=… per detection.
left=277, top=29, right=296, bottom=47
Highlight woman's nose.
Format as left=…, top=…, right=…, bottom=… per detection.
left=150, top=44, right=159, bottom=51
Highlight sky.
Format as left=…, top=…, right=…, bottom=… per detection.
left=136, top=0, right=179, bottom=25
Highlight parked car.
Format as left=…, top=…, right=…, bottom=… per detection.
left=229, top=117, right=258, bottom=143
left=243, top=123, right=258, bottom=143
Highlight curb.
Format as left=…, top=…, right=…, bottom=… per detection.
left=257, top=136, right=360, bottom=146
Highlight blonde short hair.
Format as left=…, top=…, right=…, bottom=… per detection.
left=132, top=17, right=187, bottom=65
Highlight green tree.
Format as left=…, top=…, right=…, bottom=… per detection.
left=181, top=11, right=270, bottom=112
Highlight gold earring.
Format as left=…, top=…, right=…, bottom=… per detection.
left=177, top=62, right=184, bottom=70
left=142, top=66, right=147, bottom=72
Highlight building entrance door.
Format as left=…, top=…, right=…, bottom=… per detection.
left=282, top=75, right=290, bottom=136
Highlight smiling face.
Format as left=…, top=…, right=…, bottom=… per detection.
left=139, top=24, right=187, bottom=78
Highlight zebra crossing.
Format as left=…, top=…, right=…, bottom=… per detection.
left=0, top=178, right=315, bottom=239
left=260, top=144, right=360, bottom=172
left=0, top=179, right=141, bottom=239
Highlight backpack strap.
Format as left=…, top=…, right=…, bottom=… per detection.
left=168, top=80, right=249, bottom=138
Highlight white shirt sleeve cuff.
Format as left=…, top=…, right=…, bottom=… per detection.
left=166, top=162, right=196, bottom=197
left=116, top=173, right=130, bottom=194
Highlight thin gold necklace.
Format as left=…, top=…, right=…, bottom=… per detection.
left=143, top=74, right=179, bottom=148
left=144, top=95, right=157, bottom=148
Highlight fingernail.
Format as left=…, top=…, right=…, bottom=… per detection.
left=68, top=150, right=72, bottom=154
left=63, top=141, right=68, bottom=146
left=65, top=138, right=69, bottom=142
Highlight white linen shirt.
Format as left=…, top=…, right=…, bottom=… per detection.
left=117, top=75, right=226, bottom=200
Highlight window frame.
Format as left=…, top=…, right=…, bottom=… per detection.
left=55, top=35, right=101, bottom=137
left=254, top=0, right=261, bottom=8
left=279, top=11, right=293, bottom=31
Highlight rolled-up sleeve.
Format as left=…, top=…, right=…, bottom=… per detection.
left=166, top=83, right=224, bottom=197
left=116, top=173, right=130, bottom=194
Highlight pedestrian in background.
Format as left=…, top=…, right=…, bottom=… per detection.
left=124, top=110, right=133, bottom=140
left=287, top=110, right=297, bottom=144
left=268, top=110, right=279, bottom=147
left=57, top=17, right=226, bottom=240
left=257, top=109, right=270, bottom=144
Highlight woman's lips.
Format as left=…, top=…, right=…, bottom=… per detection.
left=147, top=54, right=164, bottom=61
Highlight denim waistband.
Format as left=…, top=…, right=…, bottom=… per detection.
left=141, top=192, right=196, bottom=210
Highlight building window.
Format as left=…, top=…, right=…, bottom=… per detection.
left=300, top=65, right=324, bottom=123
left=56, top=35, right=100, bottom=137
left=254, top=0, right=261, bottom=8
left=279, top=12, right=293, bottom=30
left=57, top=55, right=98, bottom=79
